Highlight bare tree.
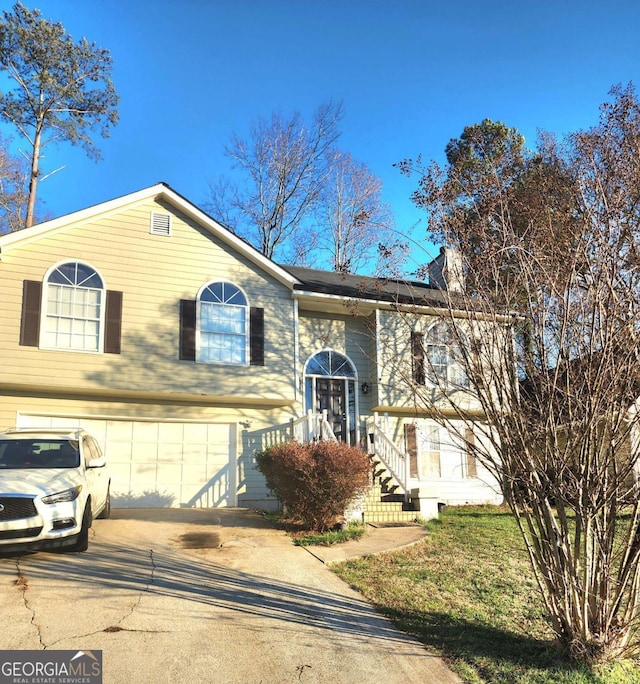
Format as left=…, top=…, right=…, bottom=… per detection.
left=208, top=101, right=343, bottom=261
left=398, top=84, right=640, bottom=665
left=312, top=149, right=393, bottom=273
left=0, top=134, right=28, bottom=233
left=0, top=2, right=119, bottom=227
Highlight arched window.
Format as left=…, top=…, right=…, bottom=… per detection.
left=305, top=350, right=356, bottom=378
left=42, top=262, right=104, bottom=352
left=424, top=322, right=468, bottom=388
left=197, top=281, right=248, bottom=364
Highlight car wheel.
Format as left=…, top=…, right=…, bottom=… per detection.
left=97, top=485, right=111, bottom=520
left=70, top=504, right=91, bottom=552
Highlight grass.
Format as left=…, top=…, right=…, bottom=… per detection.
left=261, top=510, right=367, bottom=546
left=292, top=521, right=366, bottom=546
left=331, top=505, right=640, bottom=684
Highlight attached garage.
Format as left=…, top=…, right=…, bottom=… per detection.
left=16, top=413, right=237, bottom=508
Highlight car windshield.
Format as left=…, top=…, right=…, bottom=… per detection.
left=0, top=439, right=80, bottom=469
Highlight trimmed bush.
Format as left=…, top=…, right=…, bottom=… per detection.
left=255, top=441, right=371, bottom=531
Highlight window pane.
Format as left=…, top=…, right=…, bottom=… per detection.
left=307, top=351, right=331, bottom=376
left=304, top=378, right=314, bottom=413
left=197, top=283, right=248, bottom=364
left=76, top=265, right=102, bottom=288
left=224, top=286, right=245, bottom=305
left=73, top=289, right=86, bottom=317
left=200, top=331, right=245, bottom=364
left=201, top=282, right=247, bottom=307
left=45, top=264, right=103, bottom=352
left=201, top=282, right=224, bottom=303
left=331, top=352, right=356, bottom=377
left=58, top=317, right=72, bottom=334
left=49, top=262, right=102, bottom=288
left=425, top=323, right=469, bottom=387
left=212, top=305, right=244, bottom=333
left=49, top=264, right=75, bottom=285
left=306, top=350, right=356, bottom=378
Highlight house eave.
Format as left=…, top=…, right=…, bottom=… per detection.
left=292, top=290, right=455, bottom=316
left=372, top=404, right=487, bottom=419
left=292, top=290, right=515, bottom=324
left=0, top=382, right=296, bottom=408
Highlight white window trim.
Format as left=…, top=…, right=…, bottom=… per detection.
left=303, top=349, right=360, bottom=445
left=303, top=348, right=357, bottom=379
left=424, top=322, right=469, bottom=389
left=40, top=260, right=106, bottom=354
left=418, top=423, right=472, bottom=480
left=195, top=280, right=249, bottom=365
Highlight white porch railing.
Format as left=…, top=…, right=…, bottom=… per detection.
left=289, top=410, right=409, bottom=500
left=290, top=410, right=338, bottom=443
left=366, top=413, right=410, bottom=500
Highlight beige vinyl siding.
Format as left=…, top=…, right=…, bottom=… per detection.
left=392, top=415, right=503, bottom=506
left=0, top=198, right=296, bottom=404
left=297, top=309, right=375, bottom=374
left=376, top=309, right=484, bottom=413
left=0, top=393, right=293, bottom=509
left=296, top=309, right=376, bottom=439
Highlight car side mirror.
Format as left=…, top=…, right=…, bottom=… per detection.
left=87, top=457, right=106, bottom=468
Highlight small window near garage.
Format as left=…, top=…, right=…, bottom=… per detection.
left=150, top=212, right=172, bottom=236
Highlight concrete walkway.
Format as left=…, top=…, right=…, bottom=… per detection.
left=302, top=522, right=429, bottom=564
left=0, top=509, right=460, bottom=684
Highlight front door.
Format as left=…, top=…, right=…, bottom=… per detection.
left=316, top=378, right=347, bottom=441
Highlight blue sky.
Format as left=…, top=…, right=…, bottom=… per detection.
left=2, top=0, right=639, bottom=265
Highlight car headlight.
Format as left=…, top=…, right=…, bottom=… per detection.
left=41, top=485, right=83, bottom=504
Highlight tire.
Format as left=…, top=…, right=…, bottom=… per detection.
left=96, top=485, right=111, bottom=520
left=70, top=503, right=91, bottom=552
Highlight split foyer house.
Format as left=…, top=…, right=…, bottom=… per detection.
left=0, top=183, right=503, bottom=518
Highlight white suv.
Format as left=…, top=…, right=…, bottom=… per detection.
left=0, top=428, right=111, bottom=552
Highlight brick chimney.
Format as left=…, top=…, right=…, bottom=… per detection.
left=428, top=247, right=464, bottom=292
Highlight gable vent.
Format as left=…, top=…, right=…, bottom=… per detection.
left=150, top=212, right=172, bottom=236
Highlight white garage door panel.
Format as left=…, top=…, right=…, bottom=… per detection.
left=16, top=414, right=236, bottom=508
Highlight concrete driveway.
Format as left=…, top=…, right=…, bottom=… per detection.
left=0, top=508, right=460, bottom=684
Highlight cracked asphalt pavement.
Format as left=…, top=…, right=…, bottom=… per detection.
left=0, top=508, right=460, bottom=684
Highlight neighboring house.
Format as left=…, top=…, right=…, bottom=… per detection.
left=0, top=183, right=503, bottom=517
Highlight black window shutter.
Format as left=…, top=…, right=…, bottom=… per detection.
left=404, top=423, right=418, bottom=479
left=180, top=299, right=196, bottom=361
left=104, top=290, right=123, bottom=354
left=20, top=280, right=42, bottom=347
left=411, top=331, right=425, bottom=385
left=465, top=428, right=477, bottom=478
left=249, top=307, right=264, bottom=366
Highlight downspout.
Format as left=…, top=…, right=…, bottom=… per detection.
left=293, top=298, right=300, bottom=403
left=375, top=308, right=382, bottom=405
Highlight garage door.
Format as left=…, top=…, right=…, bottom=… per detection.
left=16, top=414, right=237, bottom=508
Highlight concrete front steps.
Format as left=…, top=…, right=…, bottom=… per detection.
left=362, top=460, right=419, bottom=525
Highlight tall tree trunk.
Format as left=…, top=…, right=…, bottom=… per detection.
left=25, top=128, right=41, bottom=229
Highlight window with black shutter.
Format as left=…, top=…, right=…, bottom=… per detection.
left=19, top=273, right=122, bottom=354
left=411, top=331, right=425, bottom=385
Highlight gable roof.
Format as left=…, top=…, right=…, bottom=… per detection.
left=0, top=182, right=450, bottom=310
left=0, top=182, right=299, bottom=289
left=281, top=264, right=448, bottom=308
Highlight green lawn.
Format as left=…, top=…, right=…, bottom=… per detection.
left=331, top=506, right=640, bottom=684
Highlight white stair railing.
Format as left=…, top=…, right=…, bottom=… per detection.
left=367, top=413, right=409, bottom=499
left=290, top=410, right=338, bottom=443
